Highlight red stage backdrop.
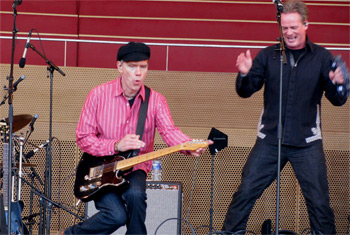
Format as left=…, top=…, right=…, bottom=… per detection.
left=0, top=0, right=349, bottom=72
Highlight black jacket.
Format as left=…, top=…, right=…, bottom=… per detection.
left=236, top=37, right=348, bottom=147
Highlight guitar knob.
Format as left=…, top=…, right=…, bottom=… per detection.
left=88, top=184, right=96, bottom=189
left=80, top=186, right=88, bottom=192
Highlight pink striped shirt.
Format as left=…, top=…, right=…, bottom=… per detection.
left=76, top=76, right=191, bottom=173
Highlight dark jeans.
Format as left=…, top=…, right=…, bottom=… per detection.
left=222, top=140, right=336, bottom=234
left=65, top=170, right=147, bottom=234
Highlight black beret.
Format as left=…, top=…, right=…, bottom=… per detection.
left=117, top=42, right=151, bottom=62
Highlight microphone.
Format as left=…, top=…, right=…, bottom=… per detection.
left=19, top=30, right=33, bottom=68
left=13, top=75, right=25, bottom=91
left=12, top=0, right=22, bottom=8
left=273, top=0, right=284, bottom=12
left=24, top=140, right=49, bottom=159
left=331, top=55, right=350, bottom=97
left=29, top=114, right=39, bottom=131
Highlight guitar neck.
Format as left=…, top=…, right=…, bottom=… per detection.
left=116, top=144, right=183, bottom=171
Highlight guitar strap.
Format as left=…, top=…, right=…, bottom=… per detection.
left=130, top=86, right=150, bottom=158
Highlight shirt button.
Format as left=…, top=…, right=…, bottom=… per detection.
left=126, top=121, right=129, bottom=123
left=127, top=103, right=129, bottom=106
left=109, top=152, right=112, bottom=155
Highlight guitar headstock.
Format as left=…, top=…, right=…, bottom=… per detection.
left=180, top=140, right=210, bottom=151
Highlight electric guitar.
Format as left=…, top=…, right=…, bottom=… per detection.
left=1, top=123, right=28, bottom=235
left=74, top=140, right=209, bottom=202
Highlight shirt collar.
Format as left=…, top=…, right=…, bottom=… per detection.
left=304, top=35, right=313, bottom=53
left=283, top=35, right=313, bottom=55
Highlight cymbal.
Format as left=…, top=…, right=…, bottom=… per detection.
left=3, top=114, right=33, bottom=132
left=0, top=162, right=36, bottom=168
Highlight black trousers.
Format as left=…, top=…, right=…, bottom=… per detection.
left=65, top=170, right=147, bottom=234
left=222, top=140, right=336, bottom=234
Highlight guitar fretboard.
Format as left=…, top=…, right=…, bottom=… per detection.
left=91, top=140, right=209, bottom=175
left=116, top=144, right=183, bottom=171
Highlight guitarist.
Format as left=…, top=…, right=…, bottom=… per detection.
left=60, top=42, right=210, bottom=235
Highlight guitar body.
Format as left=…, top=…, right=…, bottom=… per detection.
left=4, top=201, right=29, bottom=235
left=74, top=153, right=128, bottom=202
left=74, top=140, right=210, bottom=202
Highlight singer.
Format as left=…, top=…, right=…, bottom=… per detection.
left=222, top=0, right=347, bottom=234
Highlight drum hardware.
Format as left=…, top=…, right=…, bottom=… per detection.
left=0, top=120, right=40, bottom=234
left=2, top=114, right=33, bottom=133
left=6, top=123, right=84, bottom=233
left=13, top=133, right=43, bottom=234
left=3, top=2, right=68, bottom=232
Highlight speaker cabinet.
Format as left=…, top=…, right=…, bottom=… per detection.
left=86, top=181, right=182, bottom=235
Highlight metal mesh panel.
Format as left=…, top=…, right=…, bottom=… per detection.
left=0, top=64, right=349, bottom=234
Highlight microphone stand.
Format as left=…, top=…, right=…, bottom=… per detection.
left=206, top=128, right=227, bottom=233
left=23, top=140, right=44, bottom=234
left=4, top=2, right=22, bottom=234
left=274, top=3, right=287, bottom=235
left=26, top=42, right=65, bottom=234
left=209, top=149, right=217, bottom=233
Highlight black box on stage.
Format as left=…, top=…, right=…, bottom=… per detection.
left=85, top=181, right=183, bottom=235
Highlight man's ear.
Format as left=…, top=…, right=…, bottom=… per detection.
left=117, top=61, right=122, bottom=72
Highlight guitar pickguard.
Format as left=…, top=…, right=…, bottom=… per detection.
left=74, top=154, right=128, bottom=202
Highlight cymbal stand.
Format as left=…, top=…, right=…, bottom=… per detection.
left=17, top=136, right=43, bottom=234
left=14, top=134, right=42, bottom=233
